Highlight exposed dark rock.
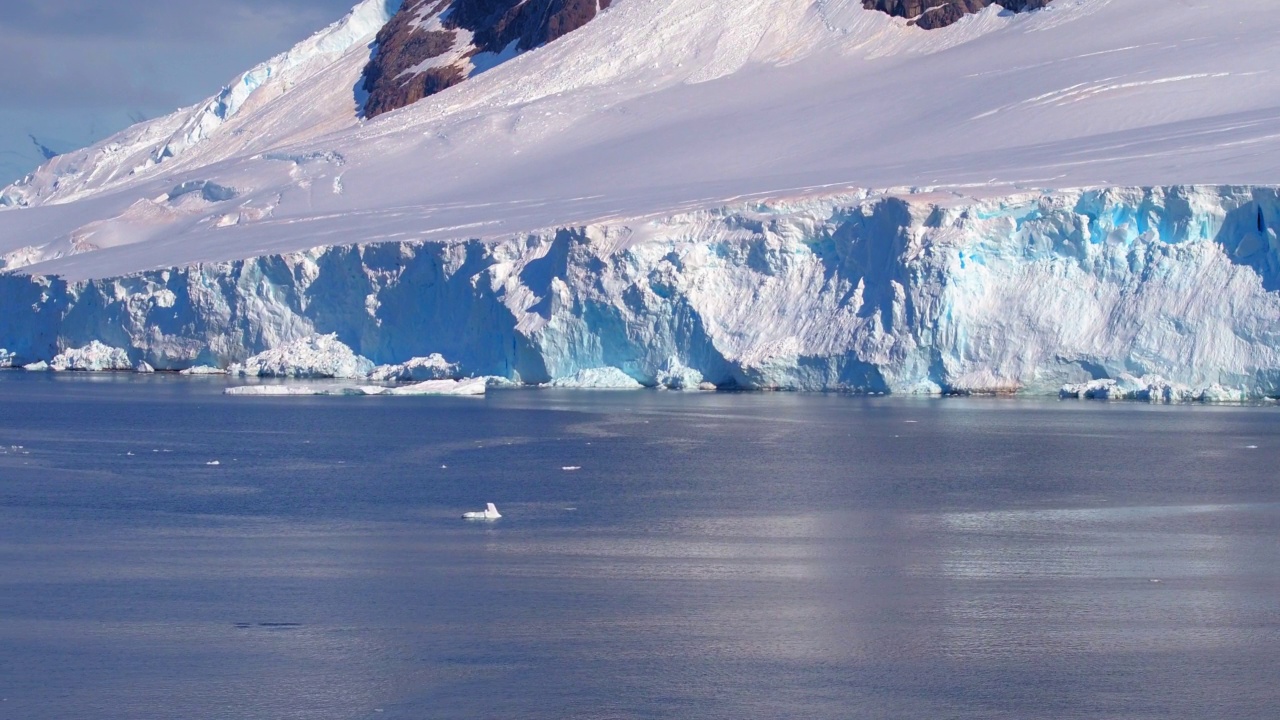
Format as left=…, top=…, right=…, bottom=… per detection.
left=362, top=0, right=613, bottom=119
left=863, top=0, right=1052, bottom=30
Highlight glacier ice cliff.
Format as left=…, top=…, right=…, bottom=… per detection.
left=2, top=185, right=1280, bottom=396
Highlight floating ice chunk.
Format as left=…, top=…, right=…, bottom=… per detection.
left=22, top=361, right=49, bottom=372
left=134, top=361, right=155, bottom=374
left=462, top=503, right=501, bottom=520
left=49, top=341, right=132, bottom=372
left=1197, top=384, right=1248, bottom=403
left=1060, top=374, right=1247, bottom=403
left=656, top=360, right=704, bottom=390
left=367, top=354, right=458, bottom=381
left=0, top=349, right=13, bottom=368
left=223, top=384, right=378, bottom=396
left=223, top=377, right=486, bottom=396
left=181, top=365, right=227, bottom=375
left=234, top=334, right=374, bottom=379
left=548, top=368, right=644, bottom=389
left=384, top=378, right=487, bottom=396
left=562, top=466, right=582, bottom=471
left=206, top=461, right=221, bottom=466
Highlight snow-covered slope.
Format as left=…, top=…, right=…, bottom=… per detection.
left=2, top=0, right=1280, bottom=395
left=4, top=0, right=1280, bottom=278
left=0, top=0, right=400, bottom=210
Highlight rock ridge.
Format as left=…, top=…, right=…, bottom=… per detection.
left=362, top=0, right=612, bottom=118
left=863, top=0, right=1052, bottom=30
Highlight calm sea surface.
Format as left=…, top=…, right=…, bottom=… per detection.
left=0, top=373, right=1277, bottom=719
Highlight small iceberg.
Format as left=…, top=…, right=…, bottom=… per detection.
left=548, top=367, right=644, bottom=389
left=462, top=503, right=501, bottom=520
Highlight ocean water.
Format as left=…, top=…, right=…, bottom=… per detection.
left=0, top=373, right=1277, bottom=719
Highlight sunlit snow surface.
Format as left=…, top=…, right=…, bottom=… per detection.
left=2, top=0, right=1280, bottom=393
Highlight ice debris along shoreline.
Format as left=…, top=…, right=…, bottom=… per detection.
left=1058, top=375, right=1249, bottom=403
left=4, top=187, right=1280, bottom=397
left=224, top=378, right=487, bottom=397
left=6, top=336, right=1265, bottom=402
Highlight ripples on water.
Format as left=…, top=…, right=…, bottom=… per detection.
left=0, top=374, right=1277, bottom=719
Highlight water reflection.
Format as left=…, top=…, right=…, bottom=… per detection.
left=0, top=376, right=1277, bottom=719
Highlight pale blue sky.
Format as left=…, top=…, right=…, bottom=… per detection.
left=0, top=0, right=365, bottom=185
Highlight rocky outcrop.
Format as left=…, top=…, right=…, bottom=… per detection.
left=864, top=0, right=1052, bottom=30
left=362, top=0, right=613, bottom=118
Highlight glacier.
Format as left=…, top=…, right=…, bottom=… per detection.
left=1, top=0, right=1280, bottom=399
left=2, top=185, right=1278, bottom=396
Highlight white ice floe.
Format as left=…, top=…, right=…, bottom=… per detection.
left=383, top=378, right=487, bottom=396
left=223, top=377, right=486, bottom=397
left=206, top=461, right=221, bottom=466
left=233, top=334, right=374, bottom=379
left=548, top=368, right=644, bottom=389
left=180, top=365, right=227, bottom=375
left=367, top=354, right=459, bottom=381
left=134, top=361, right=155, bottom=373
left=462, top=503, right=502, bottom=520
left=1060, top=374, right=1250, bottom=403
left=561, top=466, right=582, bottom=471
left=49, top=341, right=132, bottom=372
left=0, top=349, right=13, bottom=368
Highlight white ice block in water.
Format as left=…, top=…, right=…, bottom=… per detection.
left=223, top=378, right=487, bottom=396
left=462, top=503, right=501, bottom=520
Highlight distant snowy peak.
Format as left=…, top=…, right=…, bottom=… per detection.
left=361, top=0, right=612, bottom=118
left=0, top=0, right=400, bottom=209
left=864, top=0, right=1051, bottom=29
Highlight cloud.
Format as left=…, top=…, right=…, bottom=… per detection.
left=0, top=0, right=364, bottom=110
left=0, top=0, right=360, bottom=43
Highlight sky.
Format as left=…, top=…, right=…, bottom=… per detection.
left=0, top=0, right=365, bottom=186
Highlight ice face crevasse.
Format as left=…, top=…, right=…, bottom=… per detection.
left=2, top=185, right=1279, bottom=397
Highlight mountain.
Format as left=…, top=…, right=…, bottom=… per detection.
left=0, top=0, right=400, bottom=209
left=361, top=0, right=613, bottom=118
left=1, top=0, right=1279, bottom=395
left=864, top=0, right=1051, bottom=30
